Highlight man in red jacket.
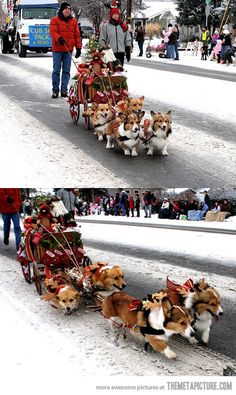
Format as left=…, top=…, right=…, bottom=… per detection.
left=49, top=2, right=82, bottom=98
left=0, top=189, right=22, bottom=250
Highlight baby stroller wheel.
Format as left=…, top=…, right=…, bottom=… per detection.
left=146, top=52, right=152, bottom=58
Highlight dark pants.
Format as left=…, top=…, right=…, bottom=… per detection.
left=136, top=206, right=140, bottom=217
left=2, top=212, right=21, bottom=250
left=52, top=51, right=72, bottom=93
left=138, top=40, right=144, bottom=56
left=114, top=52, right=125, bottom=66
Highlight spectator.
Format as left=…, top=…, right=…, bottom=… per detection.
left=49, top=2, right=82, bottom=98
left=128, top=195, right=135, bottom=217
left=209, top=30, right=219, bottom=56
left=120, top=191, right=128, bottom=216
left=163, top=23, right=172, bottom=59
left=220, top=29, right=232, bottom=64
left=135, top=193, right=140, bottom=217
left=203, top=190, right=211, bottom=210
left=158, top=198, right=170, bottom=219
left=23, top=196, right=32, bottom=216
left=99, top=6, right=131, bottom=66
left=188, top=201, right=208, bottom=221
left=211, top=201, right=221, bottom=212
left=135, top=21, right=145, bottom=57
left=167, top=26, right=178, bottom=60
left=174, top=24, right=180, bottom=60
left=170, top=200, right=180, bottom=219
left=0, top=188, right=22, bottom=250
left=114, top=192, right=120, bottom=216
left=102, top=194, right=110, bottom=216
left=201, top=26, right=210, bottom=45
left=57, top=188, right=76, bottom=222
left=221, top=199, right=231, bottom=213
left=143, top=191, right=153, bottom=218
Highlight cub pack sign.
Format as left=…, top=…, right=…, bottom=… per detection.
left=29, top=25, right=52, bottom=47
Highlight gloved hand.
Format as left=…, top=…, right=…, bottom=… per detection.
left=58, top=37, right=66, bottom=46
left=125, top=46, right=131, bottom=62
left=75, top=48, right=81, bottom=58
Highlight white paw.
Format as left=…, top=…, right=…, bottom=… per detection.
left=147, top=150, right=153, bottom=156
left=188, top=336, right=198, bottom=345
left=98, top=136, right=103, bottom=141
left=164, top=346, right=177, bottom=359
left=162, top=151, right=169, bottom=156
left=124, top=150, right=130, bottom=156
left=106, top=144, right=111, bottom=149
left=132, top=151, right=138, bottom=156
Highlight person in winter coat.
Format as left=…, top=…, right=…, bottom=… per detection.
left=144, top=191, right=153, bottom=218
left=56, top=188, right=76, bottom=223
left=135, top=21, right=145, bottom=57
left=128, top=195, right=135, bottom=217
left=0, top=188, right=22, bottom=250
left=49, top=2, right=82, bottom=98
left=135, top=193, right=140, bottom=217
left=99, top=6, right=131, bottom=66
left=167, top=26, right=178, bottom=60
left=158, top=198, right=170, bottom=219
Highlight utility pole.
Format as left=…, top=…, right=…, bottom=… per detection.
left=127, top=0, right=132, bottom=23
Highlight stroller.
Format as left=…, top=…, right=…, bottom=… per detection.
left=146, top=41, right=166, bottom=58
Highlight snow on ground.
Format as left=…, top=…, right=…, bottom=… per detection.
left=80, top=221, right=236, bottom=268
left=0, top=91, right=126, bottom=187
left=78, top=212, right=236, bottom=231
left=1, top=243, right=236, bottom=395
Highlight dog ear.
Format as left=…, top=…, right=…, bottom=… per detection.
left=166, top=110, right=171, bottom=116
left=41, top=292, right=57, bottom=301
left=92, top=102, right=98, bottom=111
left=139, top=95, right=145, bottom=102
left=108, top=98, right=113, bottom=106
left=138, top=110, right=145, bottom=121
left=150, top=111, right=156, bottom=117
left=118, top=112, right=127, bottom=123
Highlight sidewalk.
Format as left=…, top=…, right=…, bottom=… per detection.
left=76, top=212, right=236, bottom=234
left=131, top=41, right=236, bottom=75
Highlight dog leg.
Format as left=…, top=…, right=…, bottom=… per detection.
left=147, top=148, right=153, bottom=155
left=131, top=148, right=138, bottom=156
left=147, top=336, right=177, bottom=359
left=188, top=336, right=198, bottom=345
left=124, top=149, right=131, bottom=156
left=162, top=145, right=169, bottom=156
left=201, top=327, right=210, bottom=344
left=106, top=136, right=112, bottom=149
left=109, top=318, right=122, bottom=346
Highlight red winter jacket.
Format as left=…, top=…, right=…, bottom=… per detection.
left=50, top=16, right=81, bottom=52
left=0, top=188, right=22, bottom=213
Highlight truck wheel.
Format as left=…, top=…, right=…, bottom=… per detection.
left=17, top=40, right=27, bottom=58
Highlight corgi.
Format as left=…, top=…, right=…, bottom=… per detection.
left=102, top=291, right=194, bottom=359
left=41, top=284, right=80, bottom=314
left=40, top=267, right=80, bottom=314
left=91, top=101, right=116, bottom=141
left=105, top=112, right=145, bottom=156
left=142, top=111, right=172, bottom=156
left=126, top=96, right=145, bottom=114
left=164, top=277, right=223, bottom=345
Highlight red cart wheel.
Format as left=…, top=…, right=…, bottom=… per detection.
left=82, top=255, right=92, bottom=268
left=21, top=261, right=32, bottom=284
left=32, top=262, right=43, bottom=295
left=83, top=100, right=91, bottom=130
left=68, top=85, right=80, bottom=125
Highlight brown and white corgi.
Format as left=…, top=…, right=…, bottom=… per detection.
left=126, top=96, right=145, bottom=115
left=106, top=112, right=145, bottom=156
left=102, top=291, right=194, bottom=359
left=142, top=111, right=172, bottom=156
left=41, top=284, right=81, bottom=314
left=164, top=277, right=223, bottom=345
left=91, top=101, right=115, bottom=141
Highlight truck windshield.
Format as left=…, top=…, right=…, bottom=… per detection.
left=22, top=8, right=57, bottom=19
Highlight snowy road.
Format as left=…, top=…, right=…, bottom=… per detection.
left=0, top=52, right=235, bottom=187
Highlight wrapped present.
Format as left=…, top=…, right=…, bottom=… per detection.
left=93, top=91, right=108, bottom=103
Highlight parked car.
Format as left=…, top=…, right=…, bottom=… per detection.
left=80, top=25, right=94, bottom=39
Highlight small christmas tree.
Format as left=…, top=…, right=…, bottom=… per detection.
left=84, top=35, right=99, bottom=62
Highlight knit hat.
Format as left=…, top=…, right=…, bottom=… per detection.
left=59, top=2, right=71, bottom=12
left=110, top=8, right=120, bottom=18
